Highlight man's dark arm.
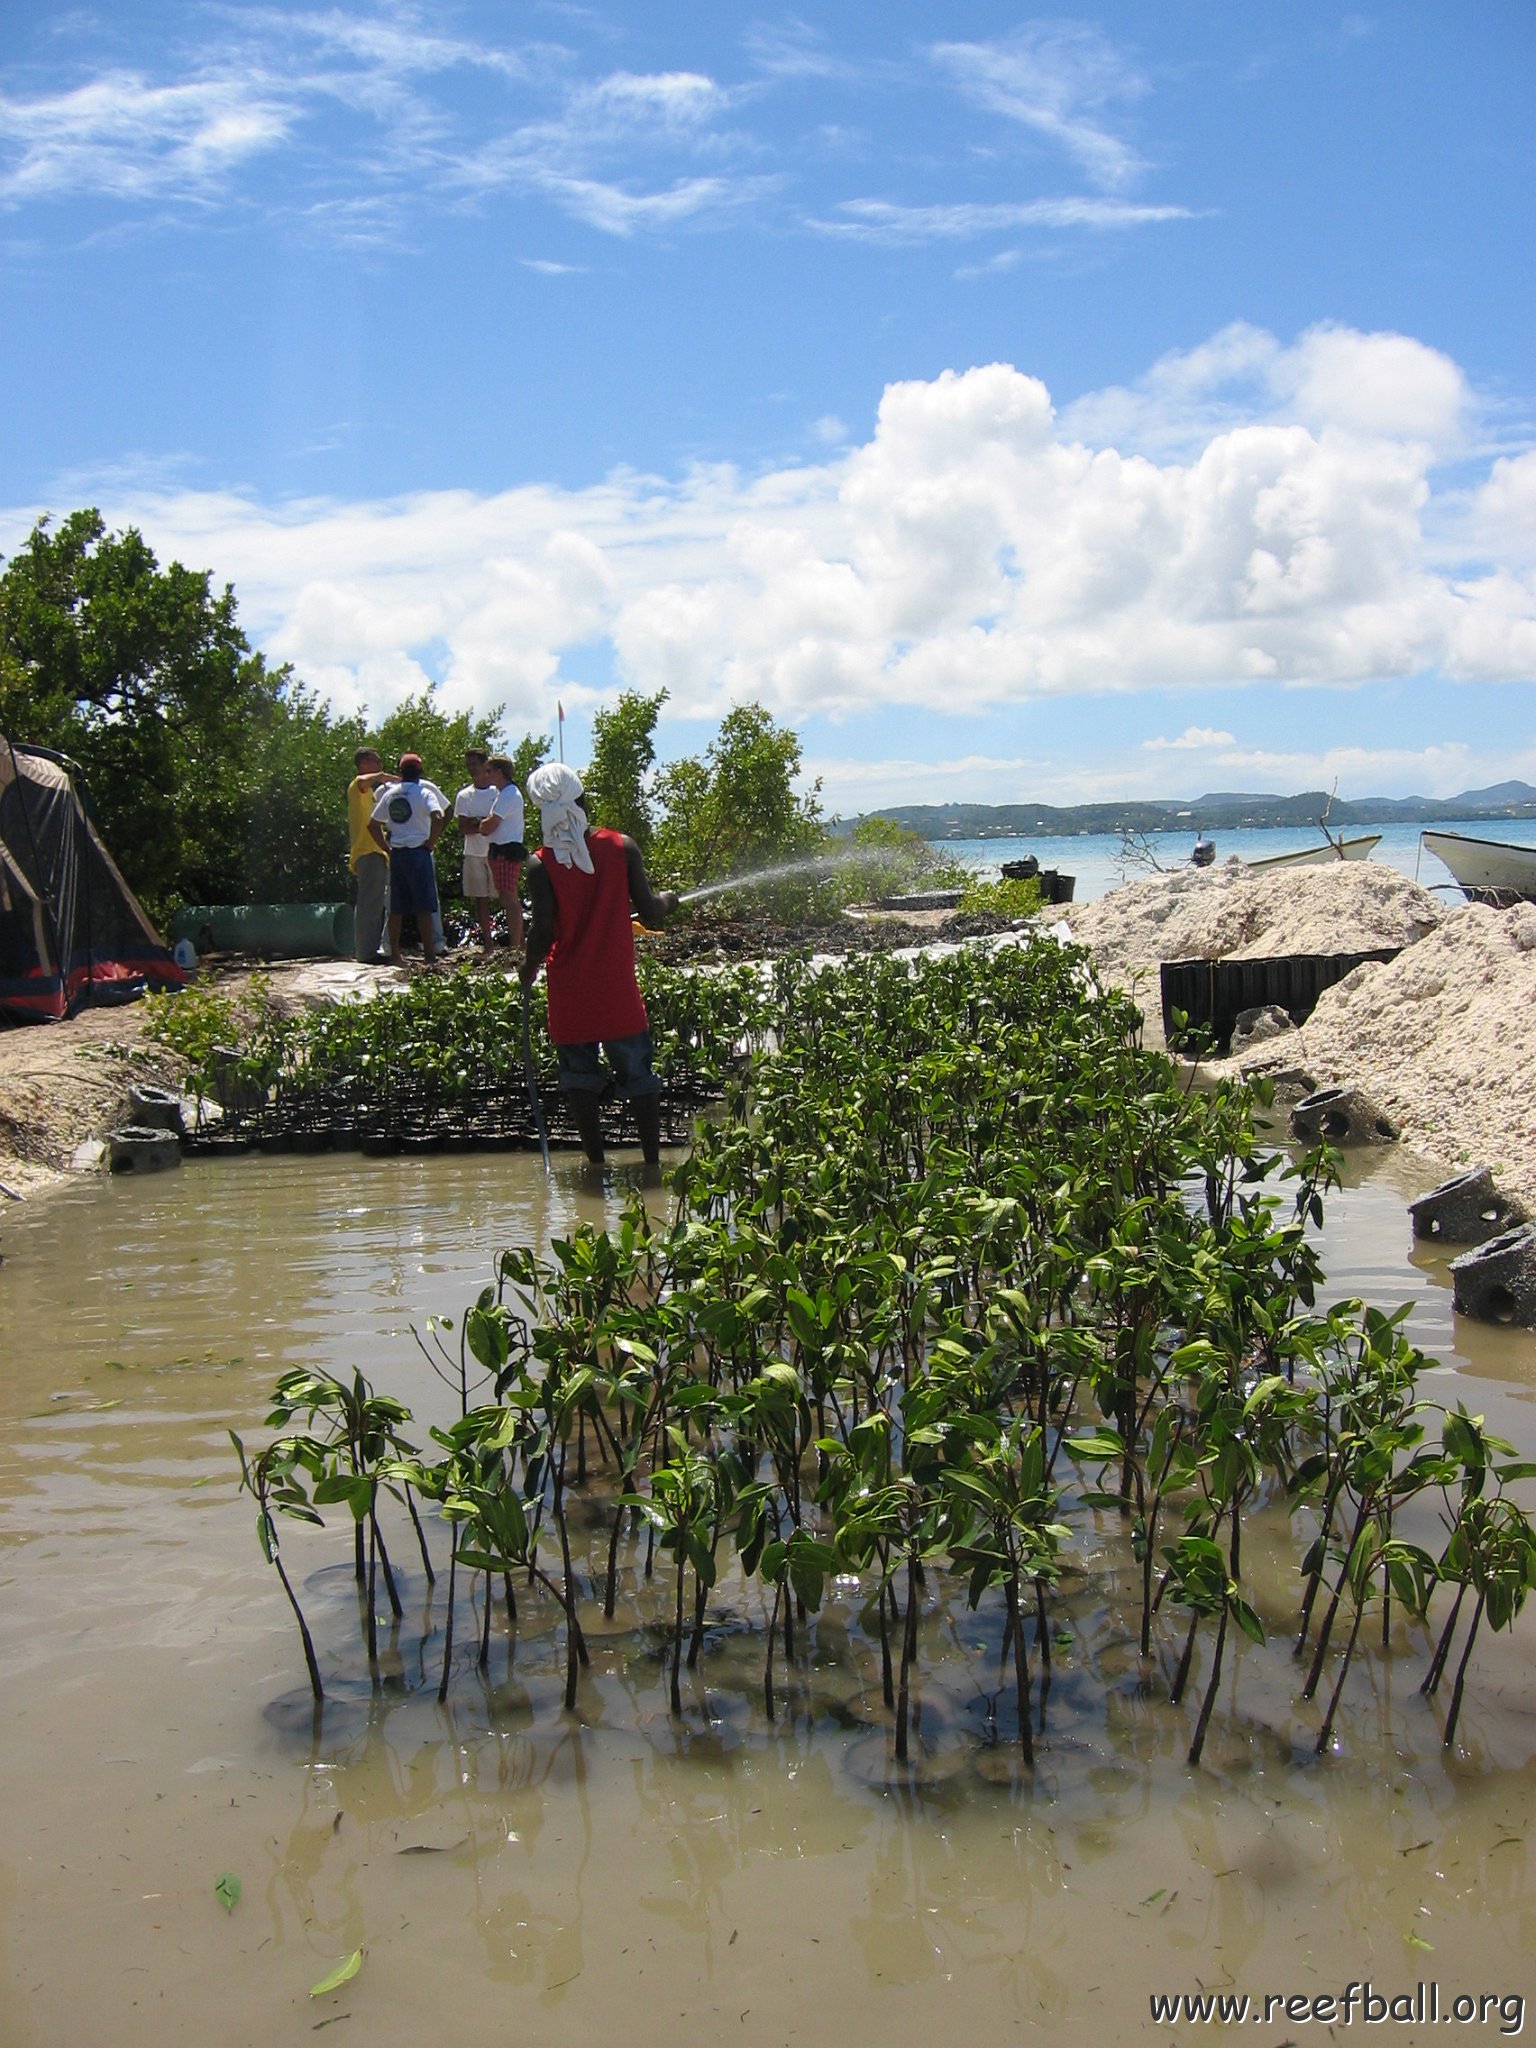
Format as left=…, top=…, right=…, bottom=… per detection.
left=623, top=837, right=679, bottom=929
left=520, top=859, right=557, bottom=983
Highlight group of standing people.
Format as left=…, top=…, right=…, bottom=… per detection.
left=344, top=746, right=679, bottom=1166
left=347, top=747, right=526, bottom=968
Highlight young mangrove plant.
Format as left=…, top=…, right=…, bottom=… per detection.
left=228, top=937, right=1536, bottom=1774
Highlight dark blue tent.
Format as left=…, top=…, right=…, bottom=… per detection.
left=0, top=736, right=185, bottom=1023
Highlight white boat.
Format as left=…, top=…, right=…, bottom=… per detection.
left=1246, top=833, right=1381, bottom=871
left=1420, top=829, right=1536, bottom=905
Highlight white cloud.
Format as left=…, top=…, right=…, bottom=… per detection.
left=1143, top=726, right=1237, bottom=751
left=1169, top=739, right=1536, bottom=803
left=0, top=72, right=291, bottom=203
left=13, top=326, right=1533, bottom=729
left=0, top=12, right=1195, bottom=250
left=810, top=739, right=1536, bottom=814
left=955, top=247, right=1024, bottom=280
left=509, top=169, right=749, bottom=235
left=576, top=70, right=731, bottom=128
left=808, top=752, right=1043, bottom=812
left=0, top=20, right=761, bottom=236
left=1063, top=321, right=1468, bottom=459
left=931, top=24, right=1148, bottom=193
left=810, top=195, right=1191, bottom=243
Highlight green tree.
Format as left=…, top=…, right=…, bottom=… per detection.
left=0, top=509, right=287, bottom=913
left=649, top=703, right=825, bottom=894
left=0, top=509, right=555, bottom=916
left=224, top=684, right=367, bottom=903
left=582, top=689, right=665, bottom=849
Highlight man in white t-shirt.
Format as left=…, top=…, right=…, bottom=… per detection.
left=473, top=755, right=527, bottom=954
left=453, top=749, right=498, bottom=949
left=367, top=753, right=447, bottom=966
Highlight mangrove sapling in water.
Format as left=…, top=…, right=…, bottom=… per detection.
left=944, top=1419, right=1068, bottom=1763
left=263, top=1369, right=422, bottom=1674
left=1313, top=1531, right=1436, bottom=1753
left=231, top=1431, right=327, bottom=1703
left=629, top=1430, right=724, bottom=1715
left=1416, top=1409, right=1536, bottom=1747
left=1293, top=1307, right=1432, bottom=1696
left=227, top=939, right=1536, bottom=1771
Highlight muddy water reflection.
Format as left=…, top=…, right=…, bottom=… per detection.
left=1, top=1148, right=1534, bottom=2045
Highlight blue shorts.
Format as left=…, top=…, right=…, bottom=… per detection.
left=389, top=844, right=440, bottom=916
left=555, top=1030, right=662, bottom=1100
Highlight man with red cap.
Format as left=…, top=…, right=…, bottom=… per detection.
left=368, top=753, right=447, bottom=967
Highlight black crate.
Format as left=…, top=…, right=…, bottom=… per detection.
left=1160, top=949, right=1401, bottom=1055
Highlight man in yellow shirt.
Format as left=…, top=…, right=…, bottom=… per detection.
left=347, top=747, right=391, bottom=963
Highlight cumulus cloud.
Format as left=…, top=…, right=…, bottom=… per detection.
left=1063, top=321, right=1469, bottom=460
left=14, top=325, right=1533, bottom=729
left=1162, top=739, right=1536, bottom=803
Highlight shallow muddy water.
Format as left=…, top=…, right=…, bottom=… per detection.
left=1, top=1144, right=1534, bottom=2046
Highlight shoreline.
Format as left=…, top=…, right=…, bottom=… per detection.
left=4, top=871, right=1532, bottom=1216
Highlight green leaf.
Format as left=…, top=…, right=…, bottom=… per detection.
left=310, top=1949, right=364, bottom=1997
left=1229, top=1596, right=1266, bottom=1645
left=214, top=1872, right=241, bottom=1913
left=1064, top=1431, right=1124, bottom=1462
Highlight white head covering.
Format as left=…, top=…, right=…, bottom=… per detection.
left=527, top=761, right=594, bottom=873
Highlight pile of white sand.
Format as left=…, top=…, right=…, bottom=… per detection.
left=1051, top=863, right=1536, bottom=1201
left=1055, top=861, right=1444, bottom=994
left=1288, top=903, right=1536, bottom=1205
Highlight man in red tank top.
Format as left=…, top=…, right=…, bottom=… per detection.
left=519, top=764, right=679, bottom=1164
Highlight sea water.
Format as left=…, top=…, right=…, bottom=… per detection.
left=936, top=817, right=1536, bottom=903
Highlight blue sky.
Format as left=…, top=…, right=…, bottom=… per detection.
left=2, top=1, right=1534, bottom=811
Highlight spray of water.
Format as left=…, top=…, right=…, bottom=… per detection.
left=677, top=843, right=896, bottom=906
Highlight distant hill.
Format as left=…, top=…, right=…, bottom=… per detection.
left=838, top=783, right=1536, bottom=840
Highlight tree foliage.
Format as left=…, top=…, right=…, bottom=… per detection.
left=0, top=510, right=547, bottom=916
left=649, top=702, right=826, bottom=893
left=583, top=689, right=665, bottom=849
left=0, top=510, right=288, bottom=913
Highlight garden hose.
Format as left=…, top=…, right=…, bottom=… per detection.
left=521, top=980, right=551, bottom=1174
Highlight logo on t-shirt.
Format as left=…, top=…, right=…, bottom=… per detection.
left=388, top=794, right=413, bottom=824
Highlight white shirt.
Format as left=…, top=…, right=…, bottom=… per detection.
left=370, top=779, right=444, bottom=849
left=485, top=782, right=525, bottom=848
left=455, top=782, right=497, bottom=858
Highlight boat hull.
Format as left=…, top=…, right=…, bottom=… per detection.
left=1246, top=834, right=1381, bottom=870
left=1421, top=830, right=1536, bottom=904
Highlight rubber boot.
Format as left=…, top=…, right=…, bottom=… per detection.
left=571, top=1091, right=605, bottom=1164
left=634, top=1095, right=663, bottom=1167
